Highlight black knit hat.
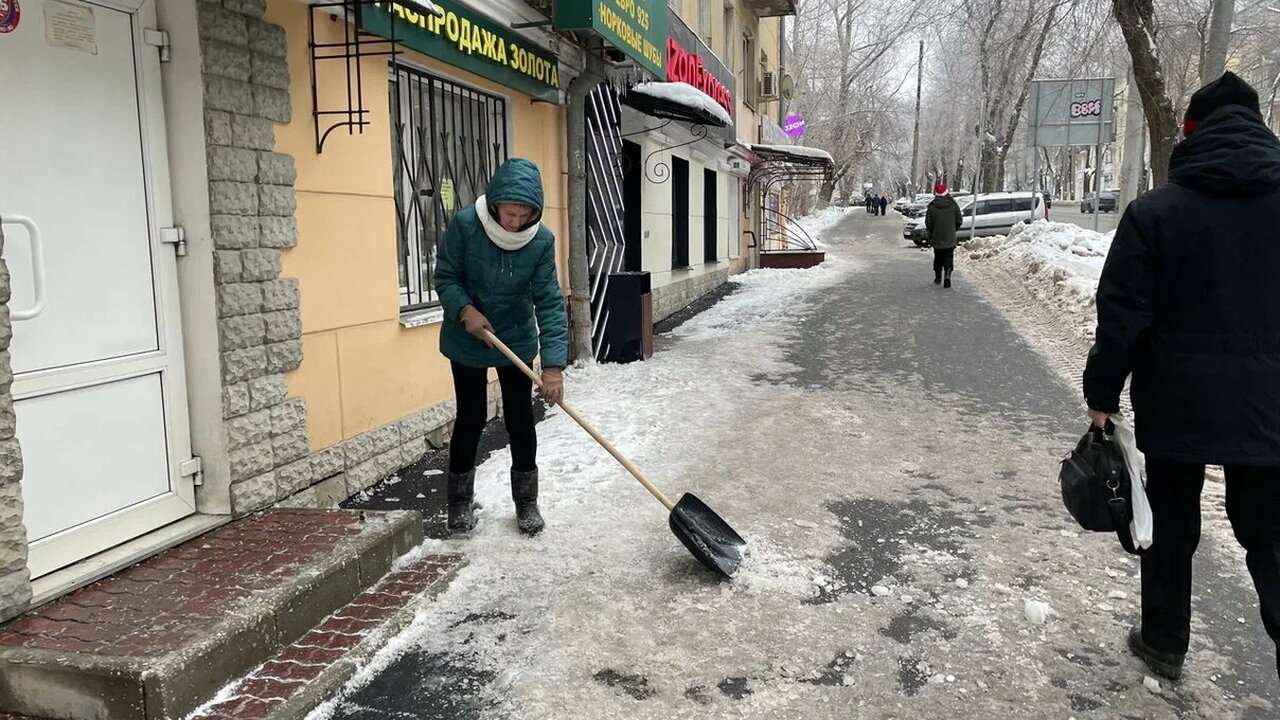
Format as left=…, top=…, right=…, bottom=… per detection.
left=1183, top=72, right=1262, bottom=135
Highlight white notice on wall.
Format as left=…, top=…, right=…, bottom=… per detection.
left=44, top=0, right=96, bottom=55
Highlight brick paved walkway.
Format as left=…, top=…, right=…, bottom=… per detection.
left=0, top=509, right=459, bottom=720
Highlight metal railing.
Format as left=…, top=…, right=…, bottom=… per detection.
left=761, top=205, right=819, bottom=253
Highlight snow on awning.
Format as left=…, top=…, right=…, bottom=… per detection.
left=747, top=143, right=835, bottom=167
left=624, top=82, right=733, bottom=128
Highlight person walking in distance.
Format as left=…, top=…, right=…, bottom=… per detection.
left=925, top=183, right=963, bottom=287
left=435, top=158, right=569, bottom=537
left=1083, top=72, right=1280, bottom=682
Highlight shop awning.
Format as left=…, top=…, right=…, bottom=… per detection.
left=746, top=143, right=834, bottom=167
left=623, top=82, right=732, bottom=128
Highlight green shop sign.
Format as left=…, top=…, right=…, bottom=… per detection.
left=362, top=2, right=561, bottom=103
left=553, top=0, right=665, bottom=77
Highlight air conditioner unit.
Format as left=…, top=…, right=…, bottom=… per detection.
left=759, top=72, right=779, bottom=101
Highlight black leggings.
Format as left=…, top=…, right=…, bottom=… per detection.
left=933, top=248, right=955, bottom=274
left=448, top=362, right=537, bottom=474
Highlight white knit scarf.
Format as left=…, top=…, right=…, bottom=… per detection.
left=475, top=195, right=539, bottom=251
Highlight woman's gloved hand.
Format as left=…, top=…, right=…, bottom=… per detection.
left=460, top=305, right=495, bottom=346
left=540, top=368, right=564, bottom=406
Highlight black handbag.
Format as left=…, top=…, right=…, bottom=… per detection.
left=1059, top=423, right=1140, bottom=554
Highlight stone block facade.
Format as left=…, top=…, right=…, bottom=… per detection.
left=651, top=268, right=730, bottom=323
left=199, top=0, right=495, bottom=514
left=0, top=222, right=33, bottom=622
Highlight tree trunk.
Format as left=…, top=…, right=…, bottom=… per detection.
left=993, top=5, right=1058, bottom=192
left=1112, top=0, right=1179, bottom=186
left=1201, top=0, right=1234, bottom=83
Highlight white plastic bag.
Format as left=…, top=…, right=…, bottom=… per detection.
left=1111, top=416, right=1153, bottom=549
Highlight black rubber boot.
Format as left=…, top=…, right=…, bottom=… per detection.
left=511, top=468, right=545, bottom=536
left=943, top=272, right=953, bottom=289
left=934, top=269, right=942, bottom=285
left=447, top=469, right=477, bottom=534
left=1128, top=623, right=1185, bottom=680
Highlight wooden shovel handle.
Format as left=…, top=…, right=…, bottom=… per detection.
left=482, top=331, right=676, bottom=511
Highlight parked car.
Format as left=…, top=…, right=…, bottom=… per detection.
left=903, top=192, right=1048, bottom=247
left=903, top=193, right=935, bottom=217
left=892, top=197, right=911, bottom=213
left=1080, top=190, right=1118, bottom=213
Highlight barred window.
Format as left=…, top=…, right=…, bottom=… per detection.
left=390, top=64, right=509, bottom=311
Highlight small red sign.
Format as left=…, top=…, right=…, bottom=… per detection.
left=665, top=37, right=733, bottom=120
left=0, top=0, right=20, bottom=34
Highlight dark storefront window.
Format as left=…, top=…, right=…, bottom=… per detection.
left=390, top=64, right=509, bottom=311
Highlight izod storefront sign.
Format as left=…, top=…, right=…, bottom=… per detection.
left=666, top=39, right=732, bottom=118
left=363, top=2, right=561, bottom=103
left=665, top=9, right=734, bottom=134
left=554, top=0, right=666, bottom=77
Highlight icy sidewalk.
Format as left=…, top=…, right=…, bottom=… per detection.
left=307, top=210, right=1268, bottom=720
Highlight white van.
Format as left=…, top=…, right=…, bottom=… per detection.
left=957, top=192, right=1048, bottom=240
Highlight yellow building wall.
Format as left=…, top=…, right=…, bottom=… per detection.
left=267, top=0, right=568, bottom=451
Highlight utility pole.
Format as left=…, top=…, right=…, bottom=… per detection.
left=910, top=39, right=923, bottom=192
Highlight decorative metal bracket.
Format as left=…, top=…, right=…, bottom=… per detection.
left=639, top=122, right=709, bottom=184
left=309, top=0, right=405, bottom=155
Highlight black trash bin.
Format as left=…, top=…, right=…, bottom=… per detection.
left=602, top=272, right=653, bottom=363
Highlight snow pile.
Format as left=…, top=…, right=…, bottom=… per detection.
left=967, top=221, right=1114, bottom=341
left=794, top=205, right=855, bottom=249
left=630, top=82, right=733, bottom=127
left=748, top=143, right=834, bottom=164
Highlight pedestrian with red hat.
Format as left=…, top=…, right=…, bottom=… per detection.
left=925, top=182, right=963, bottom=287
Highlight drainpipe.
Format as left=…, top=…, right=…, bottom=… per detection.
left=566, top=56, right=607, bottom=363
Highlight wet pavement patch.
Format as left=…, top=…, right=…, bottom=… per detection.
left=655, top=283, right=738, bottom=335
left=896, top=656, right=930, bottom=696
left=1069, top=693, right=1105, bottom=711
left=327, top=649, right=497, bottom=720
left=880, top=610, right=955, bottom=645
left=808, top=497, right=976, bottom=604
left=717, top=676, right=752, bottom=698
left=684, top=685, right=713, bottom=705
left=593, top=669, right=656, bottom=700
left=801, top=651, right=858, bottom=687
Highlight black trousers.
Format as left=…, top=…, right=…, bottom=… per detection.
left=933, top=248, right=955, bottom=274
left=1142, top=458, right=1280, bottom=677
left=448, top=362, right=536, bottom=474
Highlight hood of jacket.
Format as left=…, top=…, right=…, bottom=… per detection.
left=1169, top=105, right=1280, bottom=196
left=929, top=194, right=958, bottom=211
left=485, top=158, right=545, bottom=228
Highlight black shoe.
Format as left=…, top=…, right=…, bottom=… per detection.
left=447, top=470, right=477, bottom=533
left=511, top=468, right=545, bottom=536
left=934, top=272, right=942, bottom=285
left=943, top=276, right=952, bottom=289
left=1128, top=624, right=1184, bottom=680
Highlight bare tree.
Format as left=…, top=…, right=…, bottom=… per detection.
left=1112, top=0, right=1180, bottom=185
left=1201, top=0, right=1234, bottom=81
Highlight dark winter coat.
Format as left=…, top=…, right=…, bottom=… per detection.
left=435, top=158, right=569, bottom=370
left=925, top=195, right=963, bottom=250
left=1083, top=105, right=1280, bottom=465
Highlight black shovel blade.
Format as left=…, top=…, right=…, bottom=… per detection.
left=668, top=493, right=748, bottom=578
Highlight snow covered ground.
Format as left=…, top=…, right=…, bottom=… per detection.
left=306, top=211, right=1270, bottom=720
left=795, top=205, right=856, bottom=249
left=966, top=221, right=1114, bottom=343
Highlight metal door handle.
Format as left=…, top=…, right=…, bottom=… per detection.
left=1, top=215, right=47, bottom=321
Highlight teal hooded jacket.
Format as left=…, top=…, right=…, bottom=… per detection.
left=434, top=159, right=569, bottom=369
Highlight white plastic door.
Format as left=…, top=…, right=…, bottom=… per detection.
left=0, top=0, right=195, bottom=578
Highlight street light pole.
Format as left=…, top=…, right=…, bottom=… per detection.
left=910, top=39, right=923, bottom=192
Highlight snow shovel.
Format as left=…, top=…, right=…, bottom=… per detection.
left=483, top=331, right=748, bottom=578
